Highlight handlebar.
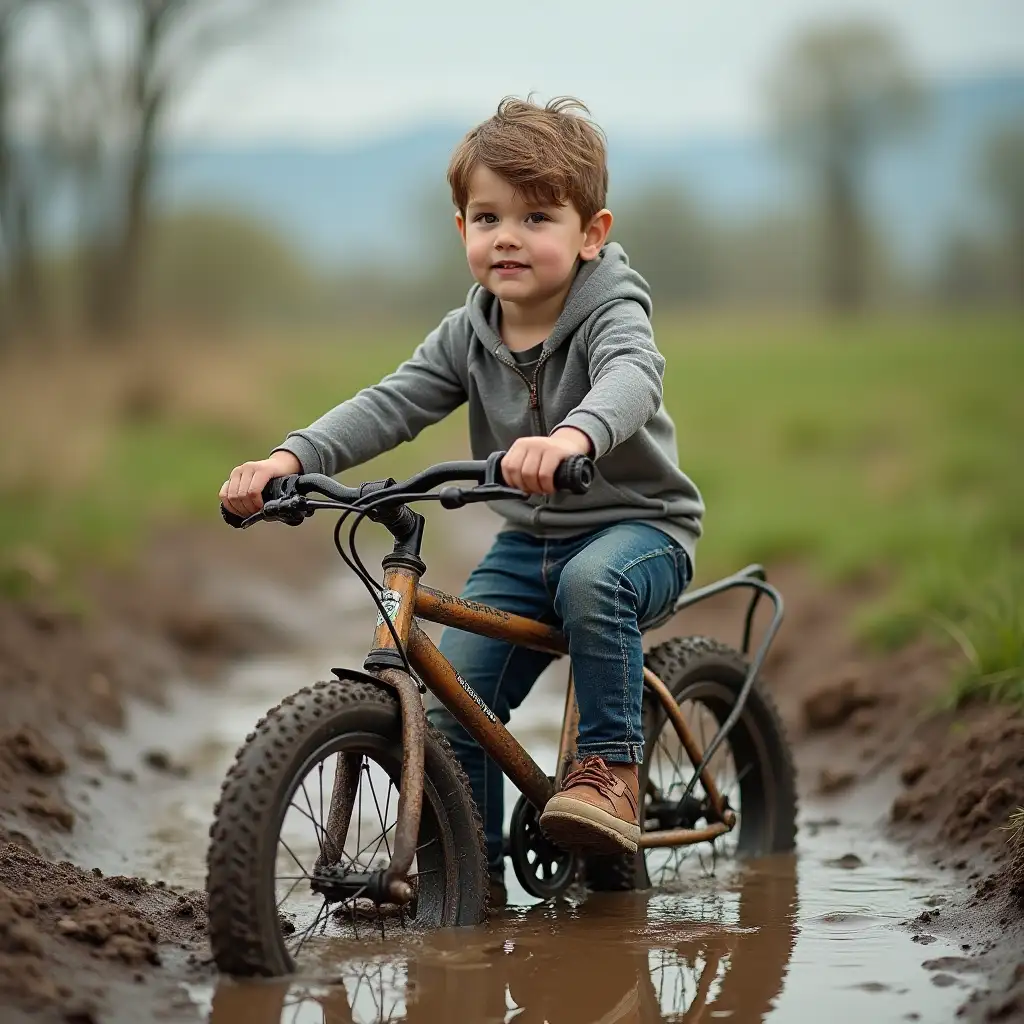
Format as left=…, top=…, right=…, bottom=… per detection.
left=220, top=450, right=594, bottom=529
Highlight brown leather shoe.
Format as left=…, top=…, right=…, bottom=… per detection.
left=540, top=756, right=640, bottom=855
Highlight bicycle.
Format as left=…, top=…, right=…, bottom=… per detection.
left=207, top=452, right=798, bottom=977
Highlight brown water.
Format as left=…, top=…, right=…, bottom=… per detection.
left=86, top=570, right=976, bottom=1023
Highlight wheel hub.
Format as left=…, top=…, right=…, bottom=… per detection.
left=646, top=793, right=705, bottom=831
left=509, top=790, right=578, bottom=899
left=310, top=866, right=414, bottom=906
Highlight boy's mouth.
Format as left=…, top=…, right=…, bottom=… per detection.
left=492, top=261, right=528, bottom=270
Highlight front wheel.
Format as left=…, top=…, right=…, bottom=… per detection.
left=206, top=678, right=489, bottom=976
left=586, top=636, right=798, bottom=891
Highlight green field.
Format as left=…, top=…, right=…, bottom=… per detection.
left=2, top=312, right=1022, bottom=702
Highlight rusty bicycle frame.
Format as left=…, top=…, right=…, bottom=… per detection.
left=327, top=538, right=783, bottom=907
left=227, top=458, right=785, bottom=909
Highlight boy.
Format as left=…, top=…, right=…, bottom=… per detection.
left=220, top=96, right=704, bottom=905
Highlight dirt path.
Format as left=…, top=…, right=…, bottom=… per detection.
left=0, top=518, right=1021, bottom=1022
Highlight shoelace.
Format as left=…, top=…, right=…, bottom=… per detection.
left=564, top=756, right=619, bottom=796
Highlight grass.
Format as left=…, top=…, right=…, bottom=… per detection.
left=1006, top=809, right=1024, bottom=845
left=2, top=311, right=1022, bottom=702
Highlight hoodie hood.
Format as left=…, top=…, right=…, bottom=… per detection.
left=465, top=242, right=653, bottom=355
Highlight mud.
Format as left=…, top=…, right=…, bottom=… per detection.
left=0, top=513, right=1022, bottom=1022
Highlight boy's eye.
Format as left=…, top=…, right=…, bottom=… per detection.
left=526, top=212, right=548, bottom=224
left=473, top=213, right=498, bottom=224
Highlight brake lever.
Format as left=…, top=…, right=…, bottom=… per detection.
left=262, top=495, right=311, bottom=526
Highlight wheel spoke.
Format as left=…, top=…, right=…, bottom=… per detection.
left=300, top=780, right=325, bottom=857
left=278, top=837, right=313, bottom=879
left=356, top=758, right=364, bottom=861
left=383, top=784, right=393, bottom=856
left=290, top=897, right=329, bottom=958
left=290, top=794, right=328, bottom=853
left=366, top=771, right=393, bottom=858
left=250, top=720, right=462, bottom=970
left=350, top=819, right=397, bottom=865
left=319, top=758, right=325, bottom=841
left=643, top=690, right=749, bottom=889
left=276, top=873, right=308, bottom=910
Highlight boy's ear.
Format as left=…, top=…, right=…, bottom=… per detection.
left=455, top=211, right=467, bottom=245
left=580, top=209, right=613, bottom=260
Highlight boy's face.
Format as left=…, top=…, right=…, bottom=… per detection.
left=456, top=165, right=611, bottom=307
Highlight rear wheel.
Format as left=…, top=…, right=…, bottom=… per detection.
left=586, top=636, right=797, bottom=892
left=206, top=678, right=488, bottom=976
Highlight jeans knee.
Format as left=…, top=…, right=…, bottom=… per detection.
left=555, top=554, right=631, bottom=633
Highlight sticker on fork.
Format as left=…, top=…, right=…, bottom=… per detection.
left=376, top=590, right=402, bottom=626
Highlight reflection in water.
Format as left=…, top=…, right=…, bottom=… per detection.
left=208, top=855, right=798, bottom=1024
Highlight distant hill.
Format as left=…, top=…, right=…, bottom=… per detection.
left=153, top=72, right=1024, bottom=273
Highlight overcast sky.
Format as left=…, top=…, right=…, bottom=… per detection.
left=167, top=0, right=1023, bottom=144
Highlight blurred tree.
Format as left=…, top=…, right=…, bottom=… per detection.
left=404, top=184, right=473, bottom=320
left=141, top=207, right=323, bottom=323
left=933, top=230, right=1004, bottom=307
left=0, top=0, right=46, bottom=343
left=716, top=210, right=816, bottom=308
left=82, top=0, right=307, bottom=338
left=980, top=124, right=1024, bottom=305
left=767, top=21, right=924, bottom=314
left=612, top=183, right=718, bottom=306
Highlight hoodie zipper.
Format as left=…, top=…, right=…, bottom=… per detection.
left=495, top=345, right=549, bottom=435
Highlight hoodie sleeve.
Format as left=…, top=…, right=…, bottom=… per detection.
left=551, top=299, right=664, bottom=459
left=272, top=311, right=468, bottom=476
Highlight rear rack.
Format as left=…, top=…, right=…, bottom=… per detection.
left=667, top=564, right=784, bottom=802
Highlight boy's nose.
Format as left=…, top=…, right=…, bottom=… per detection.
left=494, top=231, right=521, bottom=251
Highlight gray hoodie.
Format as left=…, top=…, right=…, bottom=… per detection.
left=275, top=243, right=704, bottom=565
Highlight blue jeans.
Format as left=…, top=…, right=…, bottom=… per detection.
left=426, top=523, right=691, bottom=874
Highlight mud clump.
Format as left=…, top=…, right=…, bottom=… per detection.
left=0, top=874, right=55, bottom=1009
left=952, top=778, right=1018, bottom=841
left=891, top=710, right=1024, bottom=847
left=900, top=751, right=930, bottom=787
left=161, top=604, right=286, bottom=662
left=22, top=794, right=75, bottom=831
left=75, top=736, right=108, bottom=764
left=0, top=881, right=44, bottom=957
left=817, top=768, right=856, bottom=795
left=142, top=747, right=190, bottom=777
left=172, top=891, right=207, bottom=919
left=960, top=962, right=1024, bottom=1023
left=2, top=726, right=67, bottom=776
left=56, top=906, right=160, bottom=965
left=802, top=676, right=881, bottom=732
left=107, top=875, right=149, bottom=895
left=0, top=843, right=208, bottom=1015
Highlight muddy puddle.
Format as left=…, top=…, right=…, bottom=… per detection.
left=89, top=568, right=977, bottom=1023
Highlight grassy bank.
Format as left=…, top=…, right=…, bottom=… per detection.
left=2, top=312, right=1021, bottom=701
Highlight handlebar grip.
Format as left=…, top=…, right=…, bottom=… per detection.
left=220, top=475, right=298, bottom=529
left=220, top=505, right=246, bottom=529
left=553, top=455, right=595, bottom=494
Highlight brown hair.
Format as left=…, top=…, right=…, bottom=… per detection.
left=447, top=96, right=608, bottom=223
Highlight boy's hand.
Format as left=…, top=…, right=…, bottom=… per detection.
left=220, top=450, right=302, bottom=518
left=501, top=428, right=593, bottom=495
